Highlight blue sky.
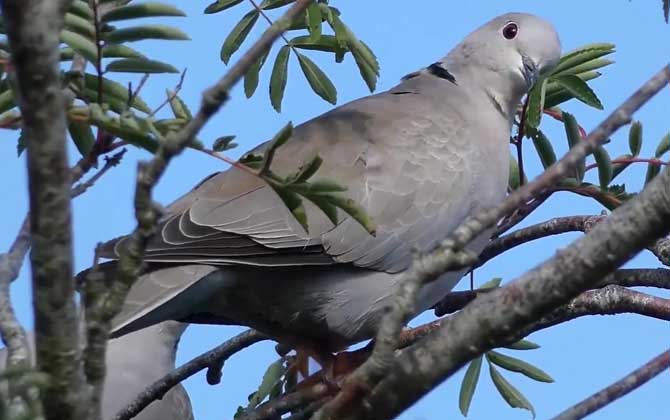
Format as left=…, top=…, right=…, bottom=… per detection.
left=1, top=1, right=669, bottom=419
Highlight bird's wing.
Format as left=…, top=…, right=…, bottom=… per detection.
left=100, top=75, right=478, bottom=274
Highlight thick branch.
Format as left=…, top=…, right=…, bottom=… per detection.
left=1, top=1, right=85, bottom=420
left=329, top=65, right=670, bottom=420
left=113, top=329, right=266, bottom=420
left=434, top=268, right=670, bottom=316
left=550, top=350, right=670, bottom=420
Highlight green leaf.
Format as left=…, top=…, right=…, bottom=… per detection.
left=80, top=88, right=134, bottom=115
left=305, top=193, right=339, bottom=226
left=304, top=179, right=347, bottom=193
left=106, top=58, right=178, bottom=73
left=552, top=75, right=603, bottom=109
left=102, top=3, right=186, bottom=22
left=545, top=70, right=602, bottom=97
left=553, top=58, right=614, bottom=77
left=628, top=121, right=643, bottom=156
left=61, top=29, right=98, bottom=62
left=244, top=49, right=270, bottom=98
left=508, top=154, right=521, bottom=190
left=324, top=193, right=376, bottom=235
left=213, top=135, right=237, bottom=151
left=269, top=45, right=290, bottom=112
left=645, top=163, right=661, bottom=184
left=593, top=146, right=613, bottom=188
left=531, top=130, right=557, bottom=169
left=654, top=133, right=670, bottom=157
left=69, top=1, right=94, bottom=20
left=488, top=363, right=536, bottom=418
left=552, top=43, right=615, bottom=75
left=64, top=12, right=96, bottom=38
left=84, top=74, right=151, bottom=113
left=102, top=44, right=144, bottom=58
left=296, top=52, right=337, bottom=104
left=220, top=10, right=259, bottom=64
left=167, top=91, right=192, bottom=120
left=525, top=78, right=547, bottom=129
left=154, top=118, right=188, bottom=135
left=478, top=277, right=502, bottom=290
left=289, top=155, right=323, bottom=183
left=60, top=47, right=77, bottom=61
left=105, top=25, right=190, bottom=43
left=87, top=104, right=158, bottom=152
left=247, top=359, right=286, bottom=408
left=544, top=71, right=603, bottom=109
left=459, top=356, right=483, bottom=416
left=487, top=351, right=554, bottom=383
left=204, top=0, right=244, bottom=14
left=261, top=122, right=294, bottom=174
left=348, top=38, right=379, bottom=92
left=290, top=34, right=339, bottom=53
left=68, top=121, right=95, bottom=156
left=504, top=340, right=541, bottom=351
left=273, top=186, right=308, bottom=230
left=563, top=112, right=585, bottom=182
left=306, top=1, right=322, bottom=41
left=611, top=154, right=634, bottom=181
left=0, top=89, right=15, bottom=115
left=260, top=0, right=295, bottom=10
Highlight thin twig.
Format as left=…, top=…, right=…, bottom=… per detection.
left=71, top=149, right=127, bottom=198
left=550, top=350, right=670, bottom=420
left=113, top=330, right=266, bottom=420
left=585, top=156, right=669, bottom=171
left=127, top=73, right=150, bottom=110
left=249, top=0, right=293, bottom=46
left=148, top=69, right=187, bottom=117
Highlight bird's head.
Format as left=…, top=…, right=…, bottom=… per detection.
left=445, top=12, right=561, bottom=97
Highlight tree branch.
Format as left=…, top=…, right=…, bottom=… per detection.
left=113, top=329, right=266, bottom=420
left=1, top=1, right=86, bottom=420
left=324, top=65, right=670, bottom=420
left=480, top=214, right=670, bottom=267
left=550, top=350, right=670, bottom=420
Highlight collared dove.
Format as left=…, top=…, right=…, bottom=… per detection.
left=0, top=321, right=193, bottom=420
left=99, top=12, right=561, bottom=351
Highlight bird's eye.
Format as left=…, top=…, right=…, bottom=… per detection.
left=502, top=22, right=518, bottom=40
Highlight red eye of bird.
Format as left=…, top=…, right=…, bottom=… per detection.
left=502, top=22, right=518, bottom=40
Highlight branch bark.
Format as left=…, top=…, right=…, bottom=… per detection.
left=480, top=214, right=669, bottom=267
left=1, top=1, right=85, bottom=420
left=320, top=65, right=670, bottom=420
left=550, top=350, right=670, bottom=420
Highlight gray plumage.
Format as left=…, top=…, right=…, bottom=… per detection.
left=0, top=322, right=193, bottom=420
left=103, top=12, right=561, bottom=350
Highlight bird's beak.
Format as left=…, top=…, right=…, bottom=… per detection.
left=520, top=55, right=539, bottom=91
